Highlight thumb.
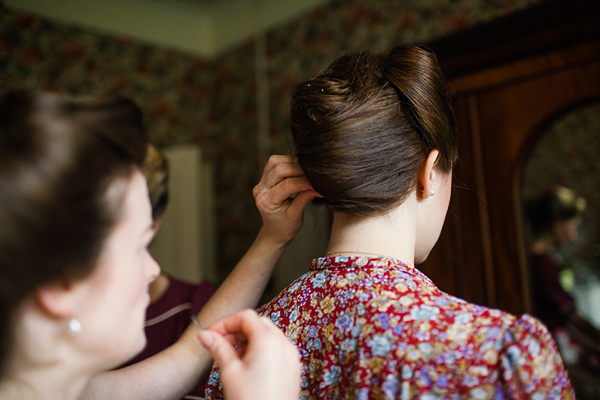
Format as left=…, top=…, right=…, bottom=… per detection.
left=198, top=330, right=241, bottom=368
left=289, top=189, right=321, bottom=213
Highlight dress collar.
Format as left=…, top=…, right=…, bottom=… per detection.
left=309, top=255, right=438, bottom=288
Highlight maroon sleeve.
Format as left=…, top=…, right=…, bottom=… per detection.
left=190, top=279, right=217, bottom=315
left=533, top=254, right=575, bottom=312
left=530, top=253, right=576, bottom=330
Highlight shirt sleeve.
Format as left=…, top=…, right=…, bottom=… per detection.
left=497, top=314, right=575, bottom=398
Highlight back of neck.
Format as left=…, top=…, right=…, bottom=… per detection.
left=326, top=211, right=416, bottom=264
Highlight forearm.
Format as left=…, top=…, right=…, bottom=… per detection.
left=195, top=153, right=319, bottom=326
left=81, top=155, right=314, bottom=400
left=81, top=339, right=211, bottom=400
left=81, top=227, right=289, bottom=400
left=196, top=227, right=287, bottom=327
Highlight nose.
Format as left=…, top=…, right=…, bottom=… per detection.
left=147, top=254, right=161, bottom=282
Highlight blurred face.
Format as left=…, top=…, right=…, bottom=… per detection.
left=415, top=169, right=452, bottom=264
left=74, top=171, right=160, bottom=369
left=554, top=216, right=582, bottom=249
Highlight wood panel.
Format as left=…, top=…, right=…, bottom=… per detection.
left=475, top=51, right=600, bottom=313
left=424, top=38, right=600, bottom=315
left=423, top=0, right=600, bottom=314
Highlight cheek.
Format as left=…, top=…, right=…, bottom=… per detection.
left=129, top=253, right=159, bottom=306
left=132, top=261, right=152, bottom=302
left=111, top=256, right=152, bottom=310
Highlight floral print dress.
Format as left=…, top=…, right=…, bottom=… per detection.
left=205, top=256, right=574, bottom=399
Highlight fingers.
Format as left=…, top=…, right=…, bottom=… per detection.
left=203, top=309, right=263, bottom=339
left=288, top=187, right=321, bottom=214
left=199, top=310, right=282, bottom=365
left=253, top=155, right=316, bottom=201
left=201, top=310, right=301, bottom=400
left=255, top=176, right=316, bottom=212
left=198, top=330, right=241, bottom=369
left=201, top=310, right=286, bottom=351
left=260, top=155, right=302, bottom=183
left=252, top=155, right=322, bottom=244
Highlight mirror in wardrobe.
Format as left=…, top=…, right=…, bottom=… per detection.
left=521, top=101, right=600, bottom=395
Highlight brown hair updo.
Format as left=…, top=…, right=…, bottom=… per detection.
left=0, top=91, right=147, bottom=377
left=290, top=45, right=457, bottom=215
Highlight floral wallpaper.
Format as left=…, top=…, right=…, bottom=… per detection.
left=209, top=40, right=264, bottom=274
left=1, top=0, right=545, bottom=290
left=0, top=8, right=215, bottom=148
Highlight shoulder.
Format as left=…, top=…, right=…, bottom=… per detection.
left=499, top=314, right=563, bottom=364
left=496, top=314, right=574, bottom=397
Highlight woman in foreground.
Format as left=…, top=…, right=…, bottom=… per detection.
left=0, top=91, right=307, bottom=400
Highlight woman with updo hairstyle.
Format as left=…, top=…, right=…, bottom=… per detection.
left=0, top=90, right=314, bottom=400
left=206, top=45, right=574, bottom=399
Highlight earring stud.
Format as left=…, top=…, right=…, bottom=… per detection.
left=429, top=189, right=435, bottom=197
left=69, top=318, right=82, bottom=333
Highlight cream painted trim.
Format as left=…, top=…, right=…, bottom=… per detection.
left=3, top=0, right=329, bottom=59
left=4, top=0, right=215, bottom=57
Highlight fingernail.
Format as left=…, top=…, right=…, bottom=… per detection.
left=198, top=331, right=214, bottom=348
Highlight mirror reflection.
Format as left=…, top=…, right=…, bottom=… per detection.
left=522, top=102, right=600, bottom=396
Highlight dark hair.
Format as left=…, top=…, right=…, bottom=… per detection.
left=0, top=90, right=147, bottom=377
left=290, top=45, right=457, bottom=215
left=526, top=186, right=587, bottom=239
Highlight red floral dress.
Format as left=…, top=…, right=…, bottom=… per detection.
left=205, top=256, right=574, bottom=399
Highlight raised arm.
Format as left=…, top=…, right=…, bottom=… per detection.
left=194, top=155, right=320, bottom=326
left=81, top=155, right=318, bottom=400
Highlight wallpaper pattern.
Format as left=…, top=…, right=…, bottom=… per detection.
left=1, top=0, right=543, bottom=283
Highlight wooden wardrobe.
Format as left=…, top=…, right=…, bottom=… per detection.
left=420, top=0, right=600, bottom=315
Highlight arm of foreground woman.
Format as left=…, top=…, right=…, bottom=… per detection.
left=198, top=309, right=301, bottom=400
left=80, top=156, right=318, bottom=400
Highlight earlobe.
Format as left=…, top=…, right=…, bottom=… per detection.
left=419, top=149, right=441, bottom=199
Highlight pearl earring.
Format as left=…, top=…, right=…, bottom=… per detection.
left=429, top=189, right=435, bottom=197
left=69, top=318, right=82, bottom=333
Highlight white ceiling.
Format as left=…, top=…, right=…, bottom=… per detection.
left=4, top=0, right=329, bottom=59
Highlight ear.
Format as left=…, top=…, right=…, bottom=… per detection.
left=418, top=149, right=441, bottom=200
left=35, top=282, right=76, bottom=319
